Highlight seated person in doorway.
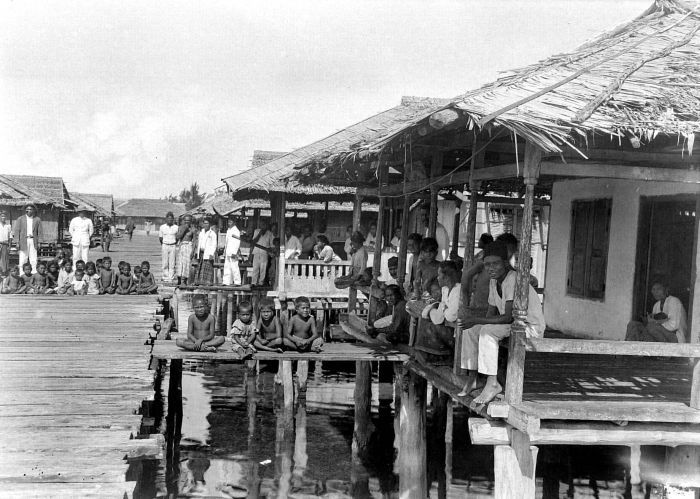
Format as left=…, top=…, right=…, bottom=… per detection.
left=390, top=226, right=401, bottom=251
left=229, top=301, right=257, bottom=359
left=334, top=232, right=368, bottom=289
left=626, top=280, right=687, bottom=343
left=287, top=296, right=323, bottom=352
left=1, top=265, right=27, bottom=294
left=411, top=237, right=440, bottom=299
left=136, top=261, right=158, bottom=294
left=343, top=225, right=353, bottom=258
left=176, top=295, right=225, bottom=352
left=404, top=233, right=423, bottom=294
left=369, top=284, right=410, bottom=345
left=254, top=297, right=294, bottom=352
left=458, top=242, right=545, bottom=404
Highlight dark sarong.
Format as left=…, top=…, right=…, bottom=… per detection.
left=0, top=243, right=8, bottom=275
left=196, top=259, right=215, bottom=285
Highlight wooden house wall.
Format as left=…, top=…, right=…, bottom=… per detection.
left=545, top=178, right=698, bottom=340
left=0, top=205, right=62, bottom=243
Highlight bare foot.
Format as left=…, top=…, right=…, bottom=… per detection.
left=201, top=345, right=217, bottom=352
left=457, top=372, right=480, bottom=397
left=473, top=380, right=502, bottom=405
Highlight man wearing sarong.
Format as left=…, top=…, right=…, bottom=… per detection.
left=176, top=215, right=197, bottom=286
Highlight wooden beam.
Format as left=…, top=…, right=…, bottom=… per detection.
left=469, top=418, right=700, bottom=446
left=494, top=430, right=538, bottom=499
left=540, top=162, right=700, bottom=183
left=690, top=193, right=700, bottom=408
left=428, top=151, right=442, bottom=237
left=397, top=165, right=412, bottom=291
left=526, top=337, right=700, bottom=357
left=276, top=192, right=286, bottom=296
left=399, top=369, right=427, bottom=499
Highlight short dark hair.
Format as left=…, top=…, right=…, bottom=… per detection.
left=317, top=235, right=329, bottom=246
left=385, top=284, right=403, bottom=301
left=103, top=256, right=112, bottom=263
left=36, top=261, right=47, bottom=269
left=238, top=300, right=253, bottom=312
left=483, top=241, right=509, bottom=262
left=166, top=211, right=174, bottom=218
left=420, top=237, right=438, bottom=253
left=479, top=233, right=494, bottom=246
left=496, top=232, right=518, bottom=249
left=294, top=296, right=311, bottom=307
left=85, top=261, right=96, bottom=271
left=75, top=260, right=85, bottom=266
left=407, top=233, right=423, bottom=244
left=439, top=260, right=460, bottom=282
left=388, top=256, right=399, bottom=267
left=141, top=261, right=150, bottom=267
left=259, top=297, right=275, bottom=311
left=350, top=231, right=365, bottom=245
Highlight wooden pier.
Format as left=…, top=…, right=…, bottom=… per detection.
left=0, top=295, right=162, bottom=498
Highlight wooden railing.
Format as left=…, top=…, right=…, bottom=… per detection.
left=283, top=260, right=352, bottom=297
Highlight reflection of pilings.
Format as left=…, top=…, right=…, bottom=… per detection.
left=393, top=363, right=402, bottom=476
left=293, top=398, right=308, bottom=484
left=399, top=369, right=427, bottom=499
left=352, top=361, right=372, bottom=498
left=663, top=446, right=700, bottom=496
left=246, top=369, right=261, bottom=499
left=431, top=392, right=448, bottom=498
left=297, top=361, right=309, bottom=392
left=165, top=359, right=183, bottom=497
left=279, top=360, right=294, bottom=409
left=274, top=396, right=295, bottom=499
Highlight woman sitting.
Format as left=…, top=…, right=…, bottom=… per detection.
left=370, top=284, right=410, bottom=344
left=626, top=281, right=687, bottom=343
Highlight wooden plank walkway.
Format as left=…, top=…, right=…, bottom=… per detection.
left=87, top=232, right=164, bottom=281
left=0, top=295, right=162, bottom=498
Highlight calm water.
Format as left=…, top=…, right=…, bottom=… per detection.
left=142, top=360, right=668, bottom=498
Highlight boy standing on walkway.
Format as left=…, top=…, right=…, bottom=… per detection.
left=159, top=211, right=178, bottom=283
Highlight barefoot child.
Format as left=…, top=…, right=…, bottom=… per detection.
left=1, top=265, right=27, bottom=294
left=99, top=256, right=117, bottom=294
left=136, top=261, right=158, bottom=294
left=228, top=301, right=257, bottom=359
left=254, top=298, right=293, bottom=352
left=68, top=268, right=88, bottom=296
left=411, top=237, right=440, bottom=299
left=116, top=263, right=136, bottom=295
left=457, top=242, right=545, bottom=404
left=175, top=296, right=225, bottom=352
left=56, top=260, right=74, bottom=294
left=45, top=260, right=60, bottom=293
left=287, top=296, right=323, bottom=352
left=85, top=262, right=101, bottom=295
left=27, top=262, right=50, bottom=294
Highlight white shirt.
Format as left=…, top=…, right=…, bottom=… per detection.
left=489, top=270, right=545, bottom=337
left=197, top=229, right=218, bottom=259
left=430, top=284, right=461, bottom=324
left=390, top=236, right=400, bottom=249
left=26, top=216, right=33, bottom=237
left=365, top=233, right=376, bottom=248
left=0, top=222, right=12, bottom=243
left=653, top=295, right=687, bottom=343
left=252, top=229, right=273, bottom=256
left=285, top=235, right=302, bottom=259
left=225, top=226, right=241, bottom=257
left=159, top=223, right=179, bottom=245
left=57, top=269, right=74, bottom=288
left=69, top=216, right=93, bottom=245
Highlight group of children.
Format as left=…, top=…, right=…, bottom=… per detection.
left=1, top=253, right=159, bottom=295
left=176, top=295, right=323, bottom=358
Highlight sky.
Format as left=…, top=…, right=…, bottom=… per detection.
left=0, top=0, right=649, bottom=199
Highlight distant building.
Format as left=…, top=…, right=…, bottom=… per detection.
left=114, top=199, right=187, bottom=231
left=73, top=193, right=115, bottom=218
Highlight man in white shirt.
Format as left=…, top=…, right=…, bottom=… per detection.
left=159, top=212, right=179, bottom=283
left=365, top=223, right=377, bottom=250
left=69, top=208, right=94, bottom=264
left=0, top=211, right=13, bottom=276
left=250, top=220, right=273, bottom=285
left=284, top=226, right=302, bottom=260
left=421, top=206, right=450, bottom=261
left=223, top=217, right=241, bottom=285
left=626, top=282, right=687, bottom=343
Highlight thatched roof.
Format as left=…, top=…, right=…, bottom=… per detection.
left=0, top=175, right=58, bottom=207
left=250, top=150, right=288, bottom=168
left=75, top=193, right=114, bottom=216
left=296, top=0, right=700, bottom=178
left=70, top=192, right=113, bottom=217
left=2, top=175, right=73, bottom=208
left=115, top=199, right=187, bottom=218
left=186, top=193, right=377, bottom=217
left=221, top=96, right=451, bottom=198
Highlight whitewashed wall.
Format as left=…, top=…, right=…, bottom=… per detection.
left=545, top=178, right=699, bottom=340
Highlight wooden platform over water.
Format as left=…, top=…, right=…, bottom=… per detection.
left=0, top=295, right=162, bottom=498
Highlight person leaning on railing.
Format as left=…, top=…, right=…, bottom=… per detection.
left=334, top=231, right=367, bottom=289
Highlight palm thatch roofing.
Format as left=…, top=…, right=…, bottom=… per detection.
left=70, top=192, right=113, bottom=217
left=0, top=175, right=59, bottom=207
left=289, top=0, right=700, bottom=186
left=75, top=193, right=115, bottom=216
left=221, top=96, right=451, bottom=198
left=185, top=193, right=377, bottom=217
left=1, top=175, right=74, bottom=208
left=115, top=199, right=187, bottom=218
left=250, top=150, right=288, bottom=168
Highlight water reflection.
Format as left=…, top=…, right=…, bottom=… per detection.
left=155, top=361, right=655, bottom=498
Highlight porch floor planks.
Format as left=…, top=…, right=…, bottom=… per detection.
left=0, top=293, right=160, bottom=497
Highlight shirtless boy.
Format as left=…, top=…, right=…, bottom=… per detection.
left=287, top=296, right=323, bottom=352
left=136, top=261, right=158, bottom=294
left=68, top=269, right=88, bottom=296
left=254, top=297, right=293, bottom=352
left=175, top=296, right=225, bottom=352
left=229, top=301, right=257, bottom=359
left=116, top=262, right=136, bottom=295
left=99, top=256, right=117, bottom=294
left=1, top=265, right=27, bottom=294
left=27, top=262, right=50, bottom=294
left=411, top=237, right=439, bottom=298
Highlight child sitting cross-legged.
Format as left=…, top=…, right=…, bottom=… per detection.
left=1, top=265, right=27, bottom=294
left=56, top=260, right=74, bottom=295
left=27, top=262, right=50, bottom=294
left=136, top=261, right=158, bottom=294
left=229, top=301, right=257, bottom=359
left=45, top=260, right=60, bottom=293
left=175, top=295, right=225, bottom=352
left=99, top=256, right=117, bottom=294
left=68, top=268, right=88, bottom=296
left=254, top=298, right=294, bottom=352
left=287, top=296, right=323, bottom=352
left=85, top=262, right=101, bottom=295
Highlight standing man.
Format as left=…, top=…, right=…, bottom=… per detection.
left=125, top=218, right=135, bottom=241
left=223, top=216, right=241, bottom=285
left=69, top=208, right=94, bottom=264
left=100, top=217, right=112, bottom=252
left=159, top=211, right=179, bottom=284
left=14, top=204, right=43, bottom=272
left=0, top=211, right=13, bottom=276
left=250, top=220, right=273, bottom=285
left=175, top=215, right=197, bottom=286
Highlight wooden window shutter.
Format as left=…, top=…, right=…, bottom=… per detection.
left=567, top=199, right=612, bottom=299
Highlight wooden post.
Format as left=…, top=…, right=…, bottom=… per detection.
left=172, top=290, right=180, bottom=331
left=352, top=193, right=363, bottom=232
left=275, top=396, right=294, bottom=499
left=352, top=362, right=372, bottom=496
left=296, top=361, right=309, bottom=392
left=280, top=360, right=294, bottom=409
left=226, top=293, right=234, bottom=334
left=505, top=142, right=541, bottom=404
left=393, top=362, right=403, bottom=476
left=369, top=163, right=388, bottom=324
left=494, top=430, right=538, bottom=499
left=277, top=192, right=287, bottom=296
left=451, top=196, right=462, bottom=258
left=399, top=369, right=427, bottom=498
left=689, top=193, right=700, bottom=407
left=428, top=151, right=442, bottom=237
left=397, top=165, right=412, bottom=292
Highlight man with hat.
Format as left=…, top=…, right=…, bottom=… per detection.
left=13, top=203, right=42, bottom=272
left=69, top=206, right=94, bottom=264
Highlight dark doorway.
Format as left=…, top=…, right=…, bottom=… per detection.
left=633, top=195, right=696, bottom=321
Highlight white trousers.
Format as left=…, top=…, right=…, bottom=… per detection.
left=19, top=239, right=38, bottom=272
left=223, top=256, right=241, bottom=285
left=251, top=253, right=268, bottom=285
left=161, top=244, right=177, bottom=282
left=461, top=323, right=511, bottom=376
left=72, top=243, right=89, bottom=264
